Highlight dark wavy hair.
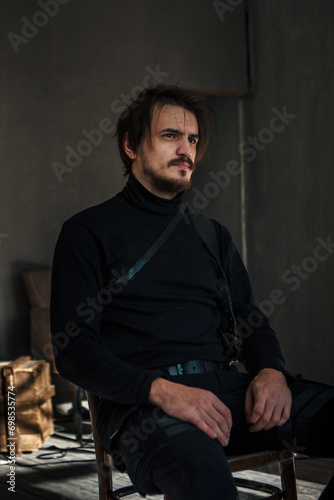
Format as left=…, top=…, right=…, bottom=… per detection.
left=116, top=84, right=216, bottom=176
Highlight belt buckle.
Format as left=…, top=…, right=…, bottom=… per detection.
left=176, top=363, right=184, bottom=375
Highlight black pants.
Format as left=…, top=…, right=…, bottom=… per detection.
left=111, top=369, right=334, bottom=499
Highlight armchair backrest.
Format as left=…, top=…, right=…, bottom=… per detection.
left=22, top=269, right=51, bottom=308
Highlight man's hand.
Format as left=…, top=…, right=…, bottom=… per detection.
left=149, top=377, right=232, bottom=446
left=245, top=368, right=292, bottom=432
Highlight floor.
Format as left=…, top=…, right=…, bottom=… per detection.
left=0, top=413, right=333, bottom=500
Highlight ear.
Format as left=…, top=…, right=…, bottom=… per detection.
left=123, top=134, right=137, bottom=160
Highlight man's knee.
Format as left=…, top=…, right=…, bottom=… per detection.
left=154, top=452, right=238, bottom=499
left=150, top=429, right=238, bottom=499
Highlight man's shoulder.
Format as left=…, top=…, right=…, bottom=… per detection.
left=64, top=193, right=122, bottom=229
left=188, top=207, right=233, bottom=242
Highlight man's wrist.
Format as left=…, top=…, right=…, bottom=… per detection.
left=256, top=368, right=288, bottom=382
left=149, top=377, right=169, bottom=406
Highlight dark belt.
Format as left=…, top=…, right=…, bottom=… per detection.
left=165, top=359, right=226, bottom=376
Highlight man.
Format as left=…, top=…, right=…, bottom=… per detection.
left=51, top=85, right=334, bottom=499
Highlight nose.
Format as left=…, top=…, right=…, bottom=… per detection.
left=176, top=137, right=193, bottom=158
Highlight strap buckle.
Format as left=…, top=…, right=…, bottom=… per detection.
left=176, top=363, right=184, bottom=375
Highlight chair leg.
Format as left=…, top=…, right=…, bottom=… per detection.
left=75, top=385, right=83, bottom=441
left=280, top=457, right=298, bottom=500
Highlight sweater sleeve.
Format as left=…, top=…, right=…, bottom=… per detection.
left=50, top=219, right=161, bottom=404
left=218, top=224, right=288, bottom=378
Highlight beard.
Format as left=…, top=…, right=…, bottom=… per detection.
left=139, top=152, right=195, bottom=196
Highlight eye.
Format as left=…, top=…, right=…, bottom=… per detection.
left=189, top=137, right=198, bottom=145
left=164, top=133, right=176, bottom=139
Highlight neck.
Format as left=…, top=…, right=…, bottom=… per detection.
left=121, top=173, right=183, bottom=217
left=131, top=171, right=178, bottom=200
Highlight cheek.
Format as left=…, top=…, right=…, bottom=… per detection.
left=158, top=146, right=175, bottom=161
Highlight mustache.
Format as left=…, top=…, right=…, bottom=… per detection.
left=168, top=155, right=195, bottom=170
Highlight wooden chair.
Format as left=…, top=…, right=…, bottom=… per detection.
left=86, top=391, right=298, bottom=500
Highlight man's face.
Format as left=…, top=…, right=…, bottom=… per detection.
left=126, top=104, right=199, bottom=198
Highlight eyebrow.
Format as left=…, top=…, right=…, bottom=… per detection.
left=159, top=127, right=199, bottom=140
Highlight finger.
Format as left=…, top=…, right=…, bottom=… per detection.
left=249, top=400, right=275, bottom=432
left=195, top=393, right=232, bottom=433
left=190, top=412, right=229, bottom=446
left=262, top=403, right=284, bottom=431
left=244, top=386, right=253, bottom=422
left=194, top=398, right=231, bottom=444
left=204, top=407, right=232, bottom=442
left=202, top=412, right=230, bottom=446
left=213, top=400, right=233, bottom=431
left=262, top=392, right=292, bottom=429
left=250, top=397, right=292, bottom=432
left=247, top=396, right=266, bottom=426
left=189, top=397, right=232, bottom=446
left=277, top=400, right=292, bottom=426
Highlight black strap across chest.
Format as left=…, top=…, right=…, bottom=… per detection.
left=188, top=207, right=243, bottom=361
left=113, top=204, right=186, bottom=288
left=113, top=202, right=243, bottom=361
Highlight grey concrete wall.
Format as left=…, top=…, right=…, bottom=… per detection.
left=0, top=0, right=247, bottom=361
left=243, top=0, right=334, bottom=384
left=185, top=96, right=242, bottom=250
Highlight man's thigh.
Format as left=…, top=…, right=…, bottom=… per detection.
left=114, top=404, right=238, bottom=499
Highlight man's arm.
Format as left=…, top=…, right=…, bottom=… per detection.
left=217, top=223, right=292, bottom=431
left=149, top=377, right=232, bottom=447
left=50, top=218, right=161, bottom=405
left=215, top=223, right=288, bottom=377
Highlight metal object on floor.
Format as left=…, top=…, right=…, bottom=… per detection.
left=86, top=391, right=298, bottom=500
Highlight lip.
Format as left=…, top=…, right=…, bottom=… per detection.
left=172, top=163, right=191, bottom=170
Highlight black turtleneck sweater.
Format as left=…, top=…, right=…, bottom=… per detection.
left=50, top=173, right=286, bottom=409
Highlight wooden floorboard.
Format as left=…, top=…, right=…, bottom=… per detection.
left=1, top=416, right=333, bottom=499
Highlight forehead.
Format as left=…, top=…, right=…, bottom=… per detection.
left=151, top=104, right=198, bottom=133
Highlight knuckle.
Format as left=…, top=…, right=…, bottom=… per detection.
left=199, top=397, right=211, bottom=409
left=215, top=415, right=227, bottom=428
left=191, top=415, right=201, bottom=426
left=221, top=404, right=231, bottom=416
left=261, top=415, right=271, bottom=425
left=279, top=415, right=289, bottom=426
left=253, top=406, right=263, bottom=417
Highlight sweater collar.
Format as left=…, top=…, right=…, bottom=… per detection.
left=121, top=172, right=184, bottom=216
